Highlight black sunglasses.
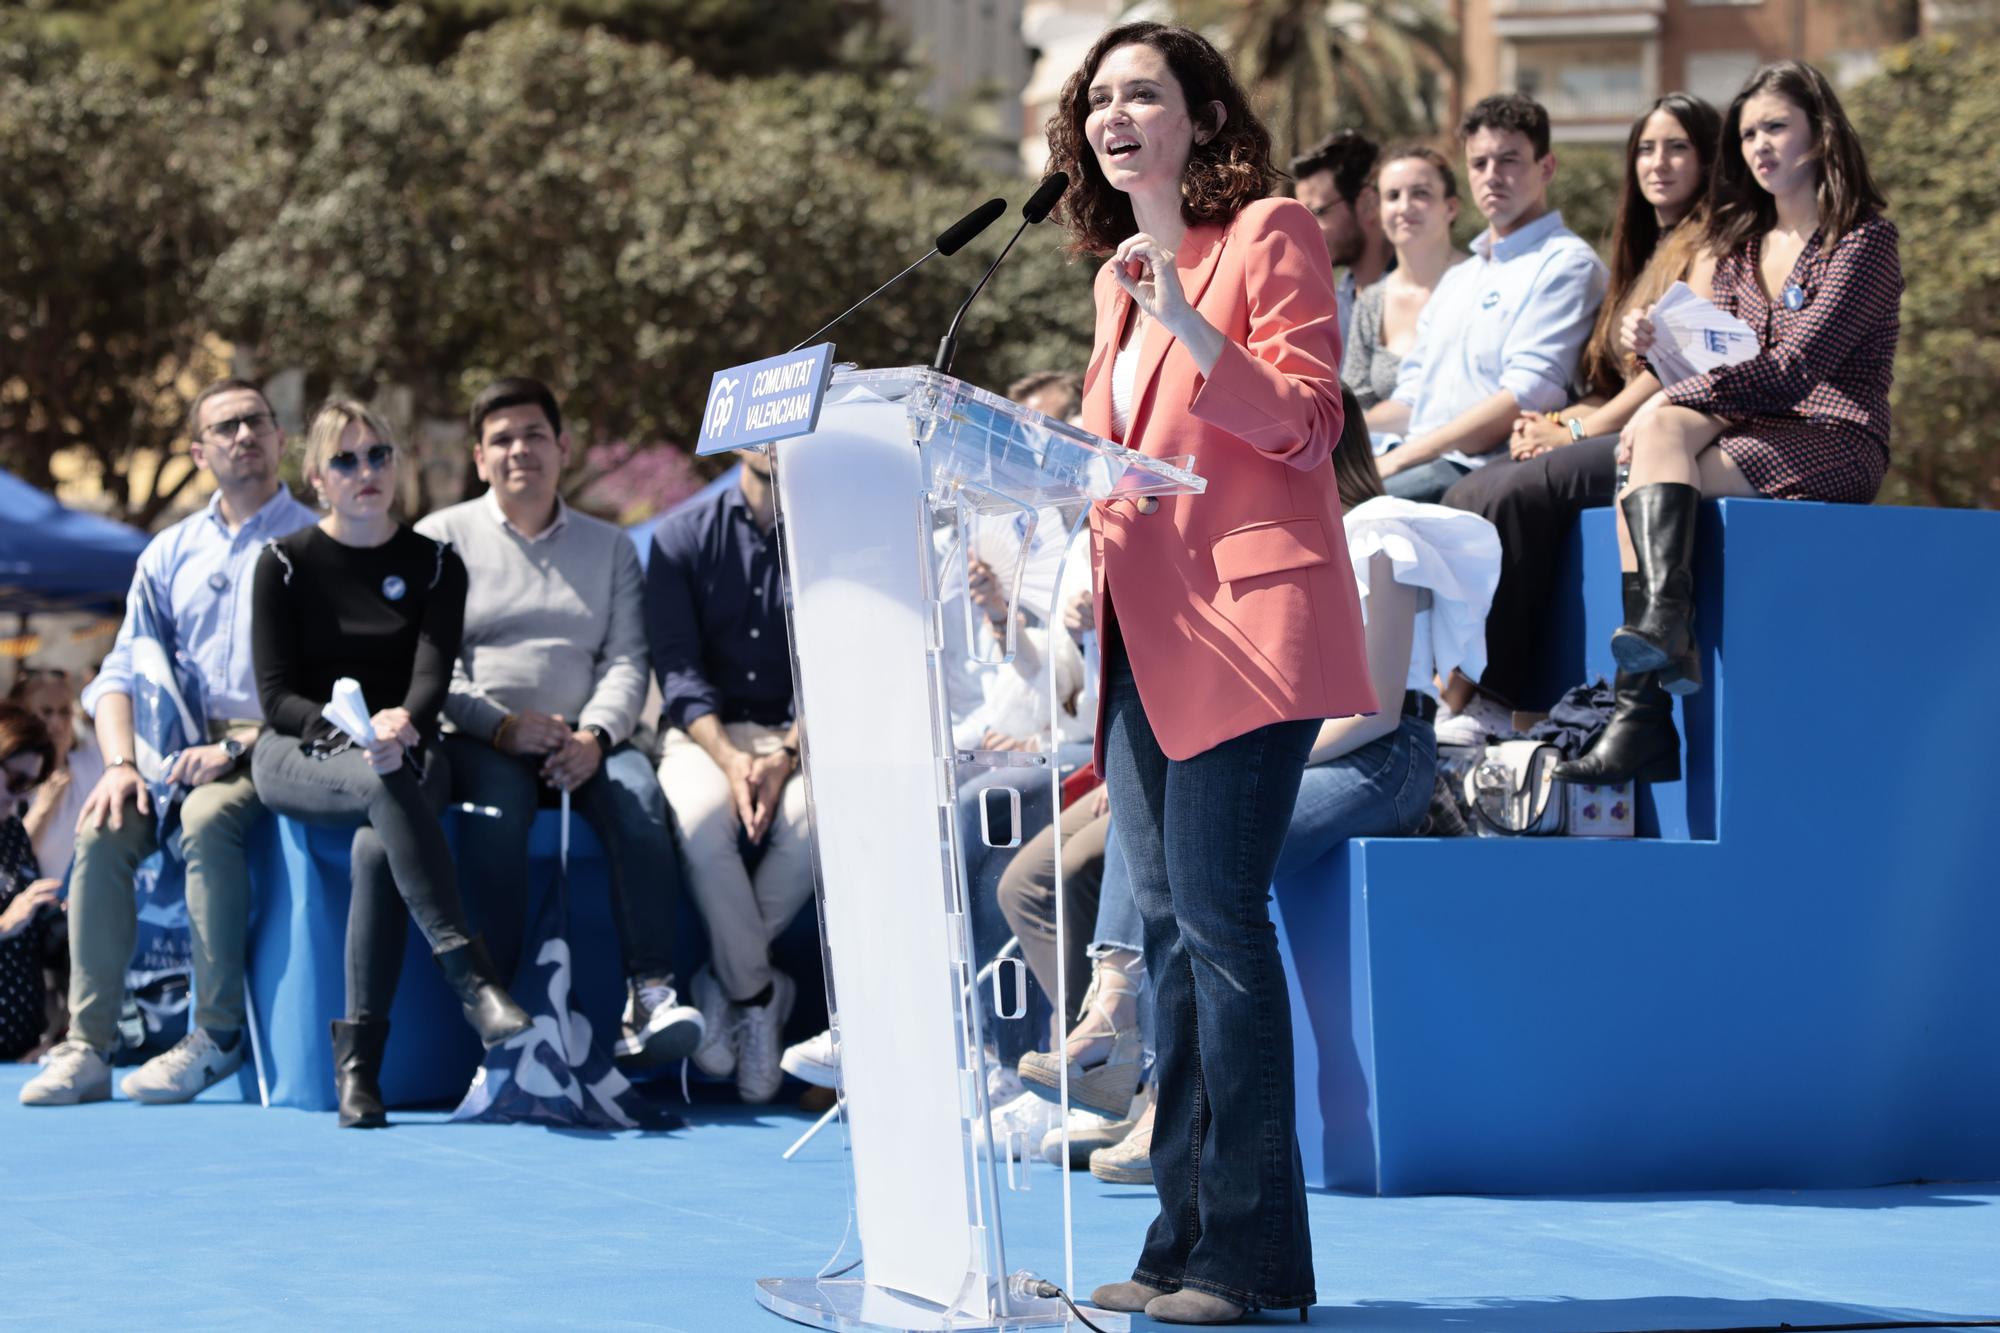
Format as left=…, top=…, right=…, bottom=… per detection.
left=326, top=443, right=396, bottom=476
left=203, top=411, right=277, bottom=442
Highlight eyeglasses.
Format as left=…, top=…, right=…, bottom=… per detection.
left=325, top=443, right=396, bottom=476
left=202, top=412, right=277, bottom=442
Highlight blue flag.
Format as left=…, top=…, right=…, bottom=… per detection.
left=120, top=575, right=207, bottom=1051
left=451, top=795, right=649, bottom=1129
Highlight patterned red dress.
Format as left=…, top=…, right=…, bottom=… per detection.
left=1664, top=214, right=1901, bottom=503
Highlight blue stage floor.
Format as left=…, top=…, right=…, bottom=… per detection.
left=4, top=1063, right=1997, bottom=1331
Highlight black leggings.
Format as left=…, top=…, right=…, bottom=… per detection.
left=1441, top=437, right=1619, bottom=708
left=251, top=734, right=468, bottom=1022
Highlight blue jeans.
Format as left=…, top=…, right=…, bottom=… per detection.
left=1275, top=718, right=1437, bottom=879
left=442, top=736, right=683, bottom=983
left=1383, top=456, right=1473, bottom=504
left=1101, top=639, right=1319, bottom=1310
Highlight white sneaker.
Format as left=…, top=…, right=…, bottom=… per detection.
left=690, top=966, right=736, bottom=1078
left=120, top=1027, right=245, bottom=1104
left=1434, top=693, right=1515, bottom=747
left=20, top=1039, right=113, bottom=1106
left=615, top=976, right=705, bottom=1067
left=732, top=971, right=796, bottom=1104
left=780, top=1028, right=838, bottom=1089
left=988, top=1087, right=1062, bottom=1147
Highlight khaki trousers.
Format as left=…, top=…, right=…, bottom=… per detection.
left=658, top=722, right=814, bottom=1003
left=66, top=769, right=264, bottom=1051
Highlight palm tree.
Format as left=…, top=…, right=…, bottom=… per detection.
left=1175, top=0, right=1459, bottom=161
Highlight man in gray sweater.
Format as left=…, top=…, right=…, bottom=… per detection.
left=416, top=377, right=701, bottom=1065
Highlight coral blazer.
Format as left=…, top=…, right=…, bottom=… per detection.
left=1085, top=197, right=1376, bottom=765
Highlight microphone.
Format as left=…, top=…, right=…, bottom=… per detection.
left=787, top=198, right=1007, bottom=353
left=932, top=173, right=1068, bottom=376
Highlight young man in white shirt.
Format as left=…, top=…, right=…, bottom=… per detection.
left=1368, top=94, right=1607, bottom=505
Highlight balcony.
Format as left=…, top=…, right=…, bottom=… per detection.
left=1494, top=0, right=1662, bottom=38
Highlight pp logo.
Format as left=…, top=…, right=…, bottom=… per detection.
left=705, top=376, right=741, bottom=439
left=381, top=576, right=406, bottom=602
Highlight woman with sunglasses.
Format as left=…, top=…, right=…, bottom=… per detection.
left=1, top=703, right=63, bottom=1061
left=250, top=400, right=529, bottom=1127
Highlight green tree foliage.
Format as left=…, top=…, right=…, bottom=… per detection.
left=1, top=7, right=1095, bottom=523
left=1176, top=0, right=1457, bottom=162
left=1847, top=34, right=2000, bottom=509
left=6, top=0, right=889, bottom=81
left=0, top=33, right=226, bottom=523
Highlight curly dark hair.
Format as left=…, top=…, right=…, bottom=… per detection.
left=1460, top=93, right=1552, bottom=159
left=1044, top=21, right=1277, bottom=258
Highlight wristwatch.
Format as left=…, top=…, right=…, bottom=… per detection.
left=782, top=743, right=802, bottom=773
left=1567, top=417, right=1586, bottom=442
left=220, top=736, right=246, bottom=763
left=582, top=724, right=612, bottom=756
left=107, top=756, right=135, bottom=771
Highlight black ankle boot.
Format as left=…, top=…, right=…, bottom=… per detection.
left=1611, top=482, right=1701, bottom=693
left=435, top=936, right=532, bottom=1047
left=331, top=1019, right=390, bottom=1129
left=1552, top=669, right=1681, bottom=785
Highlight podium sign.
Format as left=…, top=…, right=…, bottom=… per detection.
left=696, top=342, right=836, bottom=456
left=756, top=367, right=1202, bottom=1331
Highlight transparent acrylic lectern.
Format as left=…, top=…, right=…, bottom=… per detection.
left=754, top=367, right=1203, bottom=1331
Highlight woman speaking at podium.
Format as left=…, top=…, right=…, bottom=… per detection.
left=1045, top=21, right=1373, bottom=1325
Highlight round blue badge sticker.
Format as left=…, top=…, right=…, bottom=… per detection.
left=381, top=575, right=407, bottom=602
left=1783, top=283, right=1806, bottom=311
left=207, top=572, right=228, bottom=592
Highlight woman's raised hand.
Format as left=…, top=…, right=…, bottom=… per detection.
left=1113, top=233, right=1190, bottom=332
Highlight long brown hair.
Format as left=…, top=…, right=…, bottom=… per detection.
left=1582, top=94, right=1722, bottom=394
left=1333, top=386, right=1385, bottom=512
left=0, top=703, right=55, bottom=792
left=1704, top=60, right=1886, bottom=256
left=1045, top=22, right=1278, bottom=258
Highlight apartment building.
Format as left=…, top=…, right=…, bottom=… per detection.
left=1457, top=0, right=1925, bottom=142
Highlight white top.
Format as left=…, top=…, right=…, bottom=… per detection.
left=1388, top=210, right=1606, bottom=470
left=1109, top=336, right=1140, bottom=442
left=29, top=735, right=103, bottom=880
left=1342, top=496, right=1503, bottom=697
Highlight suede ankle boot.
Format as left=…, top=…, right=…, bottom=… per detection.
left=1611, top=483, right=1702, bottom=693
left=435, top=937, right=532, bottom=1047
left=330, top=1019, right=389, bottom=1129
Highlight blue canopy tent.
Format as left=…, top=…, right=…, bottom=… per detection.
left=0, top=467, right=150, bottom=613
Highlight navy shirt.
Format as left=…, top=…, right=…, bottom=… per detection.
left=644, top=483, right=793, bottom=732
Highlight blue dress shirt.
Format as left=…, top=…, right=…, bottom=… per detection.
left=643, top=483, right=794, bottom=733
left=84, top=486, right=320, bottom=723
left=1391, top=210, right=1607, bottom=469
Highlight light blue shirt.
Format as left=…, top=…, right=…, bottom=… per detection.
left=1391, top=210, right=1606, bottom=469
left=83, top=486, right=320, bottom=723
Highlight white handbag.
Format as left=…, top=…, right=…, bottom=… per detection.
left=1464, top=739, right=1566, bottom=836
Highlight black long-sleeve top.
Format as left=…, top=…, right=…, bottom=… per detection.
left=251, top=525, right=467, bottom=746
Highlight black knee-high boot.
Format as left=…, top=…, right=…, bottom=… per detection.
left=331, top=1019, right=390, bottom=1129
left=436, top=936, right=532, bottom=1047
left=1611, top=482, right=1702, bottom=694
left=1555, top=576, right=1683, bottom=786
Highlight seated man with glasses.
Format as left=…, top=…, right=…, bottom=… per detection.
left=21, top=378, right=318, bottom=1108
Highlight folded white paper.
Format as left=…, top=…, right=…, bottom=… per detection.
left=1645, top=282, right=1760, bottom=388
left=321, top=677, right=377, bottom=745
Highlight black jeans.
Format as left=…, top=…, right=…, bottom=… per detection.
left=442, top=735, right=682, bottom=983
left=251, top=734, right=467, bottom=1022
left=1442, top=437, right=1619, bottom=708
left=1100, top=638, right=1319, bottom=1310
